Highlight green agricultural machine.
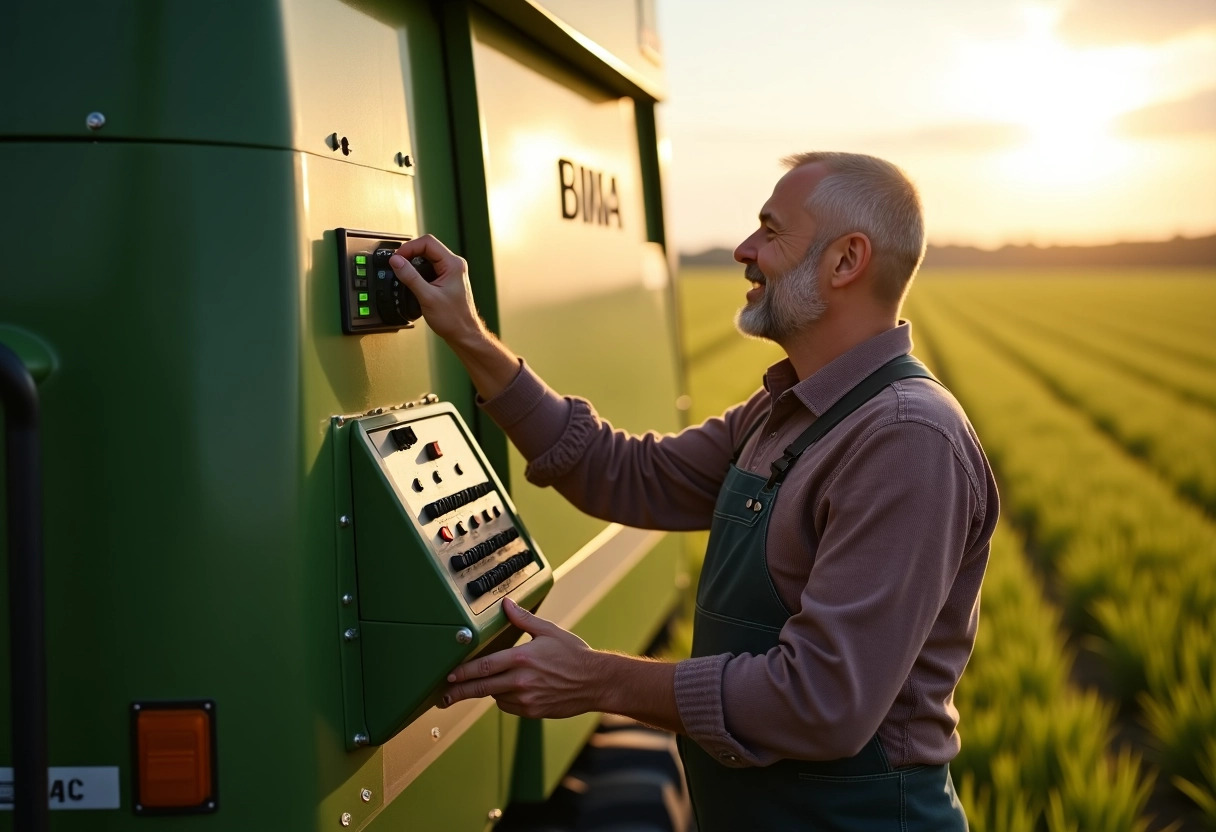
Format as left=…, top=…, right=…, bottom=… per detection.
left=0, top=1, right=686, bottom=829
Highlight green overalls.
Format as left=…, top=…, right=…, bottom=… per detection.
left=679, top=356, right=968, bottom=831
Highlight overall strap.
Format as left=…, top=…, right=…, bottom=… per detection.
left=764, top=355, right=938, bottom=490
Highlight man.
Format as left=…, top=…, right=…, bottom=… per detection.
left=389, top=151, right=998, bottom=831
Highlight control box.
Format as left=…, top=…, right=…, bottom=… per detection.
left=336, top=227, right=438, bottom=334
left=338, top=401, right=553, bottom=745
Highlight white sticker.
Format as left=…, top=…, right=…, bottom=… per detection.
left=0, top=767, right=121, bottom=810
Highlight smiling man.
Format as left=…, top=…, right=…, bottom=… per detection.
left=389, top=151, right=998, bottom=831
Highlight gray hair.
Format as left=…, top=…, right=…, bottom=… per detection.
left=781, top=152, right=926, bottom=305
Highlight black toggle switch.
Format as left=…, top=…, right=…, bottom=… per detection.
left=391, top=426, right=418, bottom=450
left=469, top=515, right=480, bottom=529
left=433, top=470, right=443, bottom=484
left=454, top=463, right=463, bottom=476
left=412, top=478, right=423, bottom=492
left=455, top=522, right=467, bottom=536
left=482, top=509, right=492, bottom=523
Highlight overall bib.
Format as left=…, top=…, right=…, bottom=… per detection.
left=679, top=356, right=968, bottom=831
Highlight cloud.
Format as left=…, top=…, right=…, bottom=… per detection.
left=1117, top=87, right=1216, bottom=135
left=1058, top=0, right=1216, bottom=45
left=863, top=122, right=1029, bottom=153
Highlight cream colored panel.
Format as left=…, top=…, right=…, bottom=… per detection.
left=472, top=16, right=651, bottom=312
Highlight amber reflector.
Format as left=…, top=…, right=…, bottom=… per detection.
left=135, top=707, right=213, bottom=808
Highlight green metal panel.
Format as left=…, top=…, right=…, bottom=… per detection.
left=1, top=0, right=682, bottom=827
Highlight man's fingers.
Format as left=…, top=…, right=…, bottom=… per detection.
left=442, top=669, right=522, bottom=707
left=502, top=596, right=557, bottom=637
left=447, top=646, right=519, bottom=685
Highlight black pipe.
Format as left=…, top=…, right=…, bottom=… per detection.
left=0, top=343, right=48, bottom=832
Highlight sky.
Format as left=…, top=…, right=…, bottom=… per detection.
left=655, top=0, right=1216, bottom=252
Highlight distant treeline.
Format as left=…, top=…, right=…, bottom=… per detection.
left=679, top=233, right=1216, bottom=270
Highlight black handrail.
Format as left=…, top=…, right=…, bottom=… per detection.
left=0, top=343, right=48, bottom=832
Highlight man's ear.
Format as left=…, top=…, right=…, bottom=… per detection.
left=825, top=233, right=872, bottom=288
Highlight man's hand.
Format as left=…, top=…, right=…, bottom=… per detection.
left=442, top=598, right=687, bottom=734
left=387, top=234, right=521, bottom=400
left=443, top=597, right=601, bottom=719
left=388, top=234, right=482, bottom=345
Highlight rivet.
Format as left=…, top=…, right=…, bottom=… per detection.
left=342, top=594, right=354, bottom=606
left=339, top=515, right=351, bottom=528
left=352, top=733, right=369, bottom=746
left=455, top=627, right=473, bottom=644
left=360, top=788, right=372, bottom=802
left=344, top=628, right=359, bottom=641
left=430, top=727, right=441, bottom=740
left=340, top=812, right=352, bottom=826
left=86, top=112, right=106, bottom=130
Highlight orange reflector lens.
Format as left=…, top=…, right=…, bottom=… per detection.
left=135, top=705, right=214, bottom=810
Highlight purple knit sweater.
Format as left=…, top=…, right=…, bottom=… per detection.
left=480, top=322, right=998, bottom=769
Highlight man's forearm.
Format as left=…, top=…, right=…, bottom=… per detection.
left=444, top=323, right=522, bottom=402
left=591, top=651, right=686, bottom=735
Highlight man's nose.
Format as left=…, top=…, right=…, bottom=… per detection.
left=734, top=231, right=760, bottom=263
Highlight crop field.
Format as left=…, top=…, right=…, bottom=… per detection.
left=671, top=266, right=1216, bottom=832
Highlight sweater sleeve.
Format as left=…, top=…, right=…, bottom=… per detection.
left=480, top=360, right=759, bottom=531
left=674, top=420, right=981, bottom=765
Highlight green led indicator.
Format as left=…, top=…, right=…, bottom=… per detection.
left=355, top=255, right=367, bottom=265
left=358, top=292, right=369, bottom=302
left=356, top=266, right=367, bottom=276
left=358, top=306, right=371, bottom=317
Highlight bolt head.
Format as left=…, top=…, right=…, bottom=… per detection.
left=488, top=808, right=503, bottom=821
left=86, top=112, right=106, bottom=130
left=360, top=788, right=372, bottom=802
left=339, top=515, right=351, bottom=527
left=344, top=628, right=359, bottom=641
left=353, top=733, right=369, bottom=746
left=455, top=627, right=473, bottom=644
left=342, top=593, right=354, bottom=606
left=430, top=727, right=441, bottom=740
left=340, top=811, right=352, bottom=826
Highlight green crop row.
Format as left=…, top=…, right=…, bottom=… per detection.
left=923, top=268, right=1216, bottom=368
left=906, top=282, right=1216, bottom=827
left=926, top=274, right=1216, bottom=412
left=923, top=283, right=1216, bottom=516
left=951, top=524, right=1155, bottom=832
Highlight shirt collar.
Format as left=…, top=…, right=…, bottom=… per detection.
left=762, top=321, right=915, bottom=416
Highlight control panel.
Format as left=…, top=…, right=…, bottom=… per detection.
left=339, top=401, right=553, bottom=744
left=336, top=227, right=438, bottom=334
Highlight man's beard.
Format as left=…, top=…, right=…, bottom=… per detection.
left=734, top=239, right=828, bottom=342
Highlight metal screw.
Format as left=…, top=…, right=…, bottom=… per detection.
left=455, top=628, right=473, bottom=644
left=86, top=112, right=106, bottom=130
left=342, top=594, right=354, bottom=606
left=132, top=703, right=141, bottom=711
left=203, top=702, right=212, bottom=710
left=339, top=515, right=351, bottom=528
left=488, top=808, right=503, bottom=821
left=344, top=628, right=359, bottom=641
left=352, top=733, right=369, bottom=746
left=335, top=416, right=347, bottom=427
left=430, top=727, right=441, bottom=741
left=206, top=801, right=216, bottom=810
left=340, top=812, right=352, bottom=826
left=360, top=789, right=372, bottom=802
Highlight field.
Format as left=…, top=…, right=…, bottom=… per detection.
left=671, top=266, right=1216, bottom=832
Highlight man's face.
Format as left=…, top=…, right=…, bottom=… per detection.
left=735, top=241, right=828, bottom=342
left=733, top=165, right=830, bottom=342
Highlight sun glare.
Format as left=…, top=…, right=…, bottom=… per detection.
left=953, top=4, right=1153, bottom=186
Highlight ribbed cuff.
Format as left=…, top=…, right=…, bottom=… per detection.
left=674, top=654, right=754, bottom=768
left=478, top=359, right=549, bottom=428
